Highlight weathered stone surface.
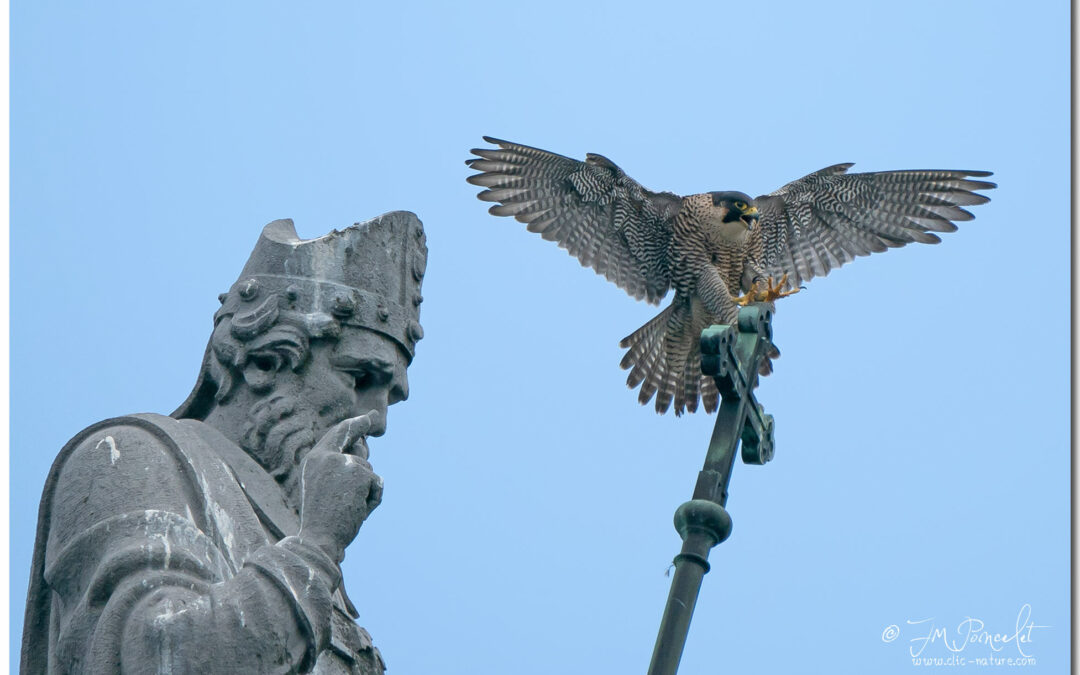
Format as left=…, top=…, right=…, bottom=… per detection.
left=22, top=213, right=426, bottom=674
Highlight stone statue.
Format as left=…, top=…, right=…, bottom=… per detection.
left=21, top=212, right=427, bottom=674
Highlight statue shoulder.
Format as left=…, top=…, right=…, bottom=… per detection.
left=45, top=414, right=224, bottom=557
left=52, top=413, right=211, bottom=488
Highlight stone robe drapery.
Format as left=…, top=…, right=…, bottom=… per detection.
left=21, top=413, right=384, bottom=674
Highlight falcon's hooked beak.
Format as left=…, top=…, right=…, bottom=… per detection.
left=741, top=205, right=759, bottom=229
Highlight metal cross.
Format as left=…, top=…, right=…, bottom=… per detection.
left=647, top=303, right=777, bottom=675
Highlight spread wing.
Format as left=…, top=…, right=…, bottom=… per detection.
left=754, top=164, right=996, bottom=288
left=467, top=137, right=683, bottom=304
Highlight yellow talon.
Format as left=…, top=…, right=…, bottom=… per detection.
left=733, top=275, right=802, bottom=306
left=763, top=274, right=801, bottom=302
left=732, top=291, right=757, bottom=306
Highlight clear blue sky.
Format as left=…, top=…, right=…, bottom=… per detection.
left=11, top=2, right=1069, bottom=673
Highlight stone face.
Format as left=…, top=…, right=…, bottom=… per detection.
left=22, top=213, right=426, bottom=674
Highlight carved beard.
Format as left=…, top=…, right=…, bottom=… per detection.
left=239, top=393, right=319, bottom=508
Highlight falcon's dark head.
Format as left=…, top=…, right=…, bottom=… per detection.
left=709, top=191, right=759, bottom=230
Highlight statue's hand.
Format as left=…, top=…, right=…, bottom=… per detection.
left=297, top=412, right=384, bottom=564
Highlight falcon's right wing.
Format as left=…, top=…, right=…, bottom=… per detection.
left=467, top=137, right=683, bottom=305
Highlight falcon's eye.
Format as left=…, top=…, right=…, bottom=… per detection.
left=734, top=201, right=748, bottom=211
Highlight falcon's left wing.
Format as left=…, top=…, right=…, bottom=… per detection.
left=753, top=164, right=996, bottom=288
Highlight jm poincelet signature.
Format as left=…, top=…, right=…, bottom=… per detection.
left=881, top=604, right=1048, bottom=658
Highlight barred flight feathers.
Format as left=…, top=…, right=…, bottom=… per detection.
left=755, top=166, right=996, bottom=289
left=467, top=137, right=683, bottom=304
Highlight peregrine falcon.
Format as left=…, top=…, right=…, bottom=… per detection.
left=466, top=137, right=994, bottom=415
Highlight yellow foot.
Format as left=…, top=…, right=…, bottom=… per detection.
left=761, top=274, right=802, bottom=302
left=732, top=275, right=802, bottom=306
left=731, top=290, right=757, bottom=307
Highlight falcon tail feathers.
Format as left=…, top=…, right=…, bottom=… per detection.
left=619, top=299, right=719, bottom=416
left=619, top=299, right=777, bottom=416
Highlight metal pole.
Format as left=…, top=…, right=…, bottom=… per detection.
left=647, top=305, right=776, bottom=675
left=647, top=500, right=731, bottom=675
